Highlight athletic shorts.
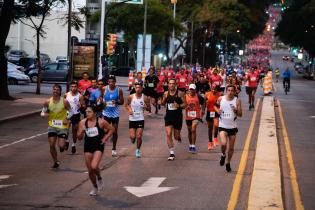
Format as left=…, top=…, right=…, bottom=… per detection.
left=84, top=140, right=104, bottom=153
left=144, top=88, right=158, bottom=98
left=186, top=119, right=199, bottom=127
left=70, top=113, right=81, bottom=125
left=129, top=120, right=145, bottom=129
left=157, top=92, right=164, bottom=98
left=206, top=111, right=219, bottom=122
left=103, top=116, right=119, bottom=125
left=164, top=115, right=183, bottom=130
left=218, top=127, right=238, bottom=136
left=48, top=127, right=68, bottom=139
left=246, top=87, right=257, bottom=95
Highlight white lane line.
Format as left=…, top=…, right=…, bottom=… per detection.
left=310, top=116, right=315, bottom=118
left=0, top=132, right=48, bottom=149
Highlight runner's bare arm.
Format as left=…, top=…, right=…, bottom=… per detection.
left=236, top=98, right=242, bottom=117
left=214, top=96, right=222, bottom=114
left=180, top=95, right=187, bottom=109
left=144, top=95, right=151, bottom=112
left=77, top=119, right=85, bottom=140
left=79, top=95, right=86, bottom=108
left=117, top=88, right=124, bottom=105
left=161, top=91, right=168, bottom=105
left=100, top=120, right=115, bottom=144
left=64, top=99, right=71, bottom=111
left=125, top=95, right=133, bottom=114
left=41, top=100, right=50, bottom=117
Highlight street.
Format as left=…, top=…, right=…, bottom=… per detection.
left=0, top=52, right=314, bottom=210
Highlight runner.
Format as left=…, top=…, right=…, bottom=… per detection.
left=41, top=84, right=71, bottom=169
left=204, top=85, right=221, bottom=149
left=125, top=82, right=151, bottom=158
left=175, top=68, right=188, bottom=96
left=275, top=67, right=280, bottom=82
left=245, top=67, right=259, bottom=110
left=78, top=72, right=92, bottom=93
left=89, top=80, right=104, bottom=117
left=156, top=69, right=166, bottom=110
left=215, top=84, right=242, bottom=172
left=64, top=81, right=85, bottom=154
left=130, top=72, right=143, bottom=95
left=77, top=105, right=114, bottom=196
left=219, top=68, right=227, bottom=95
left=185, top=84, right=205, bottom=153
left=144, top=68, right=159, bottom=114
left=85, top=79, right=98, bottom=106
left=162, top=78, right=187, bottom=161
left=209, top=68, right=223, bottom=90
left=101, top=75, right=124, bottom=157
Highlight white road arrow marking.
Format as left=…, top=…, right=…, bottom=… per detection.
left=124, top=177, right=177, bottom=198
left=0, top=175, right=17, bottom=189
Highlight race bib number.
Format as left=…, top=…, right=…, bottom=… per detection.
left=168, top=103, right=177, bottom=110
left=210, top=112, right=215, bottom=118
left=133, top=111, right=142, bottom=118
left=52, top=120, right=63, bottom=127
left=214, top=81, right=220, bottom=86
left=250, top=77, right=257, bottom=82
left=168, top=73, right=171, bottom=76
left=86, top=127, right=99, bottom=137
left=129, top=82, right=132, bottom=85
left=188, top=111, right=197, bottom=118
left=221, top=111, right=233, bottom=119
left=106, top=101, right=115, bottom=107
left=148, top=83, right=154, bottom=87
left=180, top=78, right=186, bottom=83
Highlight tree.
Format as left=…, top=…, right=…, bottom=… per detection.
left=19, top=0, right=65, bottom=94
left=0, top=0, right=15, bottom=100
left=276, top=0, right=315, bottom=57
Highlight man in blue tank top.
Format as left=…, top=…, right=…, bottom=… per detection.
left=101, top=75, right=124, bottom=157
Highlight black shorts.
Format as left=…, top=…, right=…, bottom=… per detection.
left=186, top=119, right=200, bottom=127
left=103, top=116, right=119, bottom=125
left=84, top=140, right=104, bottom=153
left=218, top=127, right=238, bottom=136
left=70, top=113, right=81, bottom=125
left=144, top=88, right=158, bottom=98
left=48, top=127, right=68, bottom=139
left=246, top=87, right=257, bottom=95
left=164, top=115, right=183, bottom=130
left=157, top=92, right=164, bottom=98
left=129, top=120, right=145, bottom=129
left=178, top=87, right=186, bottom=93
left=206, top=111, right=219, bottom=122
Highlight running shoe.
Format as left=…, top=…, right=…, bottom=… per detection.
left=220, top=155, right=226, bottom=166
left=249, top=104, right=252, bottom=111
left=135, top=149, right=141, bottom=158
left=168, top=154, right=175, bottom=161
left=51, top=161, right=60, bottom=169
left=71, top=146, right=76, bottom=154
left=59, top=147, right=65, bottom=153
left=252, top=103, right=255, bottom=109
left=208, top=142, right=214, bottom=150
left=188, top=146, right=193, bottom=153
left=112, top=150, right=117, bottom=157
left=96, top=178, right=103, bottom=191
left=226, top=163, right=232, bottom=172
left=192, top=147, right=197, bottom=154
left=214, top=137, right=219, bottom=146
left=65, top=141, right=69, bottom=151
left=89, top=186, right=98, bottom=196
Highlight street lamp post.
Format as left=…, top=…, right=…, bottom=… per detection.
left=171, top=0, right=176, bottom=68
left=99, top=0, right=106, bottom=80
left=203, top=29, right=207, bottom=67
left=142, top=0, right=148, bottom=70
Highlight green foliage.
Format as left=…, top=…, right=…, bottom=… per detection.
left=276, top=0, right=315, bottom=56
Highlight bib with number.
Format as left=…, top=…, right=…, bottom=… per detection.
left=250, top=77, right=256, bottom=82
left=133, top=111, right=142, bottom=118
left=210, top=111, right=215, bottom=118
left=188, top=111, right=197, bottom=118
left=214, top=81, right=220, bottom=85
left=180, top=78, right=186, bottom=83
left=221, top=111, right=233, bottom=119
left=168, top=73, right=171, bottom=76
left=148, top=83, right=154, bottom=88
left=52, top=120, right=63, bottom=127
left=168, top=103, right=177, bottom=111
left=106, top=101, right=115, bottom=107
left=86, top=127, right=99, bottom=137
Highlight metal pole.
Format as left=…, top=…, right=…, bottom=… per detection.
left=171, top=2, right=176, bottom=67
left=142, top=0, right=148, bottom=70
left=203, top=32, right=206, bottom=66
left=99, top=0, right=106, bottom=80
left=67, top=0, right=72, bottom=91
left=190, top=21, right=194, bottom=64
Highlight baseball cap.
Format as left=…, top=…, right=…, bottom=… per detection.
left=189, top=84, right=196, bottom=90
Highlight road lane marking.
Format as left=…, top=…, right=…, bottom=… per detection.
left=278, top=100, right=305, bottom=210
left=309, top=116, right=315, bottom=118
left=0, top=132, right=48, bottom=149
left=227, top=99, right=260, bottom=210
left=124, top=177, right=177, bottom=198
left=0, top=175, right=18, bottom=189
left=248, top=96, right=283, bottom=210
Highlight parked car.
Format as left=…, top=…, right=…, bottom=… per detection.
left=7, top=50, right=28, bottom=63
left=55, top=56, right=67, bottom=63
left=108, top=66, right=134, bottom=77
left=18, top=57, right=37, bottom=74
left=8, top=62, right=25, bottom=72
left=28, top=62, right=69, bottom=82
left=40, top=53, right=51, bottom=65
left=7, top=65, right=30, bottom=85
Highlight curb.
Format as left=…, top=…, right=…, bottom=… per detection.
left=0, top=110, right=41, bottom=124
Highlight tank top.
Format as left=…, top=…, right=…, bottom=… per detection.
left=129, top=94, right=145, bottom=121
left=206, top=91, right=220, bottom=112
left=165, top=90, right=183, bottom=117
left=84, top=118, right=105, bottom=143
left=219, top=96, right=237, bottom=129
left=185, top=94, right=201, bottom=120
left=66, top=92, right=81, bottom=114
left=48, top=97, right=68, bottom=129
left=102, top=86, right=120, bottom=118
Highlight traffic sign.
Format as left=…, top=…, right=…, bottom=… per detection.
left=105, top=0, right=143, bottom=4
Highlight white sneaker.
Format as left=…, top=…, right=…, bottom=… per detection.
left=112, top=150, right=117, bottom=157
left=96, top=178, right=103, bottom=191
left=89, top=186, right=98, bottom=196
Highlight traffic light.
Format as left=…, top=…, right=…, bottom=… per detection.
left=106, top=33, right=117, bottom=55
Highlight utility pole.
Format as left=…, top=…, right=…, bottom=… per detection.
left=99, top=0, right=106, bottom=80
left=67, top=0, right=72, bottom=91
left=171, top=0, right=176, bottom=67
left=190, top=21, right=194, bottom=64
left=142, top=0, right=148, bottom=71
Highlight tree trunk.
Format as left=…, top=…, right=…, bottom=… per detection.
left=35, top=29, right=42, bottom=95
left=0, top=0, right=15, bottom=100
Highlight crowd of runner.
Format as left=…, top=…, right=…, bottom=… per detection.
left=41, top=65, right=269, bottom=196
